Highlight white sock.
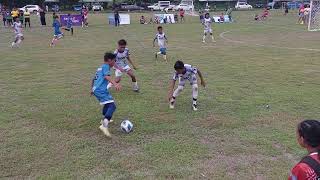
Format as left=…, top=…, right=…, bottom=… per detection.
left=163, top=55, right=167, bottom=60
left=192, top=84, right=198, bottom=103
left=11, top=42, right=15, bottom=47
left=17, top=39, right=22, bottom=45
left=202, top=35, right=206, bottom=42
left=107, top=83, right=113, bottom=89
left=157, top=52, right=161, bottom=55
left=133, top=81, right=138, bottom=86
left=211, top=35, right=215, bottom=41
left=103, top=118, right=109, bottom=128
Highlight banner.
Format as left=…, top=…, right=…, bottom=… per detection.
left=108, top=14, right=131, bottom=25
left=60, top=14, right=82, bottom=26
left=154, top=14, right=176, bottom=24
left=212, top=15, right=231, bottom=23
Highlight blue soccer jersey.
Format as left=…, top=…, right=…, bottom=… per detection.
left=92, top=64, right=114, bottom=104
left=53, top=19, right=61, bottom=35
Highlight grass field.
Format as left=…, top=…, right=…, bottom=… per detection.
left=1, top=10, right=320, bottom=179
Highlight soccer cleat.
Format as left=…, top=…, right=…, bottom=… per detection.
left=99, top=125, right=111, bottom=137
left=192, top=104, right=198, bottom=111
left=202, top=40, right=206, bottom=43
left=169, top=100, right=175, bottom=109
left=133, top=84, right=139, bottom=92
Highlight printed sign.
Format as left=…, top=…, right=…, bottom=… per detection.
left=108, top=14, right=131, bottom=25
left=60, top=14, right=82, bottom=26
left=154, top=14, right=176, bottom=24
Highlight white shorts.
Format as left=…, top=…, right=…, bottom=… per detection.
left=204, top=29, right=213, bottom=34
left=54, top=33, right=64, bottom=39
left=178, top=75, right=198, bottom=86
left=115, top=65, right=131, bottom=77
left=15, top=33, right=23, bottom=39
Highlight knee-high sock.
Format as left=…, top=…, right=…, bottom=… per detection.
left=192, top=84, right=198, bottom=104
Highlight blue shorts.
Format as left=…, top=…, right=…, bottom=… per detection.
left=160, top=48, right=167, bottom=55
left=94, top=90, right=114, bottom=105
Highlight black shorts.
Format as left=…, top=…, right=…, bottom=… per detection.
left=25, top=18, right=30, bottom=22
left=3, top=17, right=6, bottom=22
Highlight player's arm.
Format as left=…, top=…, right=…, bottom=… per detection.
left=90, top=79, right=94, bottom=96
left=153, top=37, right=157, bottom=47
left=105, top=75, right=121, bottom=91
left=197, top=69, right=206, bottom=87
left=127, top=55, right=137, bottom=70
left=168, top=79, right=176, bottom=101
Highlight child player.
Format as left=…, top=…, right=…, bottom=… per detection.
left=91, top=52, right=121, bottom=137
left=168, top=60, right=206, bottom=111
left=202, top=12, right=215, bottom=43
left=50, top=15, right=64, bottom=47
left=153, top=26, right=168, bottom=62
left=62, top=14, right=74, bottom=35
left=11, top=17, right=24, bottom=48
left=107, top=39, right=139, bottom=92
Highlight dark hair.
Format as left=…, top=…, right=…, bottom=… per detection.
left=298, top=120, right=320, bottom=158
left=157, top=26, right=163, bottom=30
left=104, top=52, right=116, bottom=62
left=118, top=39, right=127, bottom=46
left=174, top=60, right=184, bottom=70
left=205, top=13, right=210, bottom=16
left=68, top=13, right=71, bottom=16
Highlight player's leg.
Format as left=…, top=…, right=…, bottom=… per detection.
left=210, top=29, right=215, bottom=42
left=203, top=31, right=207, bottom=43
left=11, top=35, right=19, bottom=48
left=160, top=48, right=167, bottom=61
left=190, top=75, right=199, bottom=111
left=170, top=78, right=185, bottom=109
left=71, top=27, right=74, bottom=35
left=100, top=102, right=116, bottom=137
left=127, top=69, right=139, bottom=92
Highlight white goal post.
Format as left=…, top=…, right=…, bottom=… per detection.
left=308, top=0, right=320, bottom=31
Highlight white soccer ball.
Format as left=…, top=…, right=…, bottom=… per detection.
left=120, top=120, right=134, bottom=133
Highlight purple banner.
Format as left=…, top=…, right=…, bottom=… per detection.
left=60, top=14, right=82, bottom=26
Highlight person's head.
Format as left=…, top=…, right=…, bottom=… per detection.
left=297, top=120, right=320, bottom=156
left=67, top=13, right=71, bottom=16
left=54, top=15, right=59, bottom=20
left=25, top=8, right=28, bottom=12
left=53, top=12, right=56, bottom=16
left=174, top=60, right=186, bottom=74
left=104, top=52, right=116, bottom=67
left=117, top=39, right=127, bottom=52
left=15, top=17, right=19, bottom=22
left=157, top=26, right=163, bottom=33
left=205, top=13, right=210, bottom=19
left=221, top=12, right=224, bottom=15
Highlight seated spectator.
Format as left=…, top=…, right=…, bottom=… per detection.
left=140, top=16, right=146, bottom=24
left=219, top=13, right=225, bottom=23
left=288, top=120, right=320, bottom=180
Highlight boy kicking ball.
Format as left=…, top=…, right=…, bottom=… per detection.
left=153, top=26, right=168, bottom=62
left=202, top=13, right=215, bottom=43
left=91, top=52, right=121, bottom=137
left=108, top=39, right=139, bottom=92
left=168, top=60, right=206, bottom=111
left=11, top=18, right=24, bottom=48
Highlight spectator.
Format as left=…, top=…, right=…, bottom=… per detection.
left=11, top=8, right=19, bottom=22
left=2, top=7, right=6, bottom=27
left=199, top=11, right=204, bottom=23
left=114, top=10, right=120, bottom=27
left=24, top=8, right=31, bottom=28
left=174, top=13, right=178, bottom=23
left=289, top=120, right=320, bottom=180
left=284, top=4, right=289, bottom=16
left=219, top=13, right=225, bottom=23
left=179, top=9, right=185, bottom=22
left=39, top=8, right=46, bottom=26
left=140, top=15, right=146, bottom=24
left=19, top=10, right=24, bottom=25
left=6, top=10, right=12, bottom=26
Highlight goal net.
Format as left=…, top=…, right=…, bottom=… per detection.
left=308, top=0, right=320, bottom=31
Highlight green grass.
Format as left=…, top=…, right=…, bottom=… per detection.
left=1, top=10, right=320, bottom=179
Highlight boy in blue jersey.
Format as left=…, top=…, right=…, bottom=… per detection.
left=50, top=15, right=64, bottom=47
left=62, top=14, right=74, bottom=35
left=91, top=52, right=121, bottom=137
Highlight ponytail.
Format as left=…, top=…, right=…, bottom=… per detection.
left=297, top=119, right=320, bottom=158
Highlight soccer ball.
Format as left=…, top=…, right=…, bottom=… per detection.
left=120, top=120, right=134, bottom=133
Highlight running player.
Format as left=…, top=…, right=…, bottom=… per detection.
left=202, top=12, right=215, bottom=43
left=11, top=17, right=24, bottom=48
left=107, top=39, right=139, bottom=92
left=91, top=52, right=121, bottom=137
left=62, top=14, right=74, bottom=35
left=168, top=60, right=206, bottom=111
left=50, top=15, right=64, bottom=47
left=153, top=26, right=168, bottom=62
